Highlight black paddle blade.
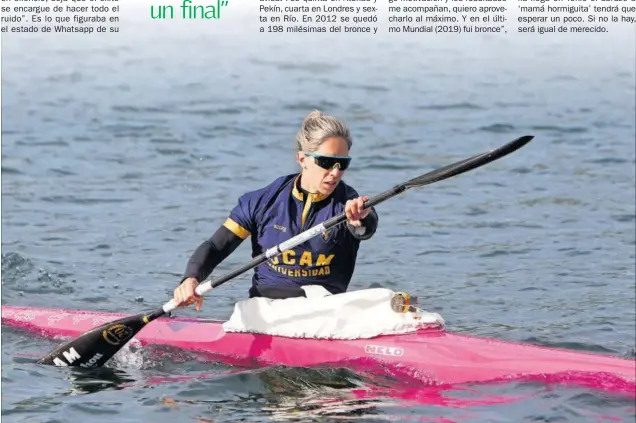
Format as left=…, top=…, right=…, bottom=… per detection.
left=37, top=313, right=151, bottom=368
left=404, top=135, right=534, bottom=188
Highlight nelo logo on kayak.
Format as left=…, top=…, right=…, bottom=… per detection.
left=365, top=345, right=404, bottom=357
left=102, top=324, right=133, bottom=345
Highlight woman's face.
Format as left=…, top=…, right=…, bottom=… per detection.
left=298, top=136, right=351, bottom=195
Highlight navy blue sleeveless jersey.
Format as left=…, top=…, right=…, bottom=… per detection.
left=223, top=174, right=375, bottom=294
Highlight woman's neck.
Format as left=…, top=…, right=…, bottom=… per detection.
left=298, top=173, right=318, bottom=194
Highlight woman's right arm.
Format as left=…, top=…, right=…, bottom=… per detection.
left=173, top=225, right=245, bottom=310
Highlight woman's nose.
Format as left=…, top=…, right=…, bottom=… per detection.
left=329, top=166, right=344, bottom=177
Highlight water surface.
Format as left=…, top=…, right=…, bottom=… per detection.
left=2, top=7, right=635, bottom=423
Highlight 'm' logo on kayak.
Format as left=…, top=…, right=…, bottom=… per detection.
left=364, top=345, right=404, bottom=357
left=102, top=324, right=133, bottom=345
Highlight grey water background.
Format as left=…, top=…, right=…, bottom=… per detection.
left=2, top=6, right=636, bottom=422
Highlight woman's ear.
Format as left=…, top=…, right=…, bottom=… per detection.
left=297, top=152, right=306, bottom=169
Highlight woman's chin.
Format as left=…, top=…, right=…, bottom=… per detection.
left=320, top=181, right=338, bottom=195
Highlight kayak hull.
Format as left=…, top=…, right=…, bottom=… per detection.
left=2, top=305, right=634, bottom=394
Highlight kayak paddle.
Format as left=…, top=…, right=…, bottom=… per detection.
left=37, top=135, right=534, bottom=368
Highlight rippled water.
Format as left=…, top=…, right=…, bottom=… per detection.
left=2, top=7, right=635, bottom=423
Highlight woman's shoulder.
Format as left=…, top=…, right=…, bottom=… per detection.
left=237, top=173, right=297, bottom=202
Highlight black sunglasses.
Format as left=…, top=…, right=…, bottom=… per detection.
left=303, top=152, right=352, bottom=171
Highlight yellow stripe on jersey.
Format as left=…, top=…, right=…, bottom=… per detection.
left=224, top=218, right=251, bottom=239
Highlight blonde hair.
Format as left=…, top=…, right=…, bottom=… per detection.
left=294, top=110, right=352, bottom=153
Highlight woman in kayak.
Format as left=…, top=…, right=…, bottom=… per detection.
left=173, top=110, right=379, bottom=310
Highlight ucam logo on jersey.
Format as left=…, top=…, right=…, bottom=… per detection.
left=364, top=344, right=405, bottom=357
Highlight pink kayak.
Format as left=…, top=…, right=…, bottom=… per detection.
left=2, top=305, right=634, bottom=395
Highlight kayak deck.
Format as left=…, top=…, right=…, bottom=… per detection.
left=2, top=305, right=634, bottom=395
